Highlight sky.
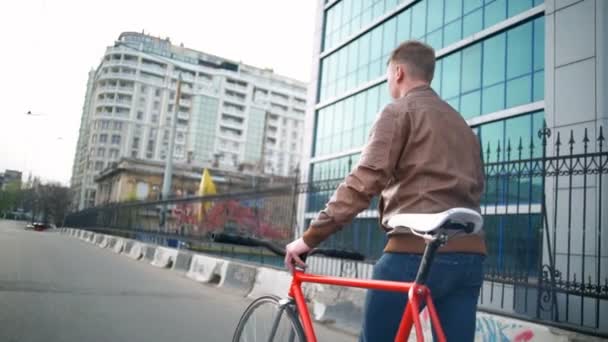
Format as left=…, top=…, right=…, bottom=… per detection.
left=0, top=0, right=317, bottom=186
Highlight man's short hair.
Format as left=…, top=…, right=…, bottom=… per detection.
left=388, top=40, right=436, bottom=82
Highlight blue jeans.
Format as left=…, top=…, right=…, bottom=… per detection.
left=359, top=253, right=484, bottom=342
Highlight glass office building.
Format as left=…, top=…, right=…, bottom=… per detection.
left=301, top=0, right=608, bottom=331
left=304, top=0, right=547, bottom=261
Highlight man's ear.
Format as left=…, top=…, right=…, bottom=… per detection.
left=397, top=64, right=406, bottom=82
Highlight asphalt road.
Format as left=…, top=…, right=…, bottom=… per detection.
left=0, top=220, right=357, bottom=342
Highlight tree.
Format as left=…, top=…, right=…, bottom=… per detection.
left=38, top=183, right=70, bottom=225
left=0, top=181, right=22, bottom=215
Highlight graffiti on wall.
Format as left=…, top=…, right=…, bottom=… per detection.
left=408, top=309, right=537, bottom=342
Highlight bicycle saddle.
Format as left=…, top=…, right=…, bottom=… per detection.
left=387, top=208, right=483, bottom=240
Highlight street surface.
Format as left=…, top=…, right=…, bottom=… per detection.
left=0, top=219, right=357, bottom=342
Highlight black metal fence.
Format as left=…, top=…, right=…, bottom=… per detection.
left=65, top=125, right=607, bottom=336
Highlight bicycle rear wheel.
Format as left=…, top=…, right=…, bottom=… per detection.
left=232, top=295, right=305, bottom=342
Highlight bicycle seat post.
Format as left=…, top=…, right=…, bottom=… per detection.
left=414, top=233, right=447, bottom=285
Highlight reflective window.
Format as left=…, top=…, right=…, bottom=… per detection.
left=319, top=0, right=543, bottom=102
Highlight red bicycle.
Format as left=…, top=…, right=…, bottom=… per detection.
left=223, top=208, right=483, bottom=342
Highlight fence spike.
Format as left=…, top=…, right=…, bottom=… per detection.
left=506, top=139, right=512, bottom=160
left=496, top=141, right=502, bottom=162
left=569, top=130, right=575, bottom=146
left=556, top=131, right=562, bottom=147
left=518, top=137, right=523, bottom=159
left=598, top=126, right=605, bottom=147
left=583, top=128, right=590, bottom=153
left=486, top=142, right=491, bottom=161
left=569, top=130, right=575, bottom=154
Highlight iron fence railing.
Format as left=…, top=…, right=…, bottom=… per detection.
left=65, top=125, right=607, bottom=336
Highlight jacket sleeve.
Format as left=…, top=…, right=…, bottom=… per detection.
left=302, top=104, right=408, bottom=248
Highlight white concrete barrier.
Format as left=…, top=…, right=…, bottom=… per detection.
left=186, top=254, right=225, bottom=283
left=128, top=242, right=144, bottom=260
left=247, top=267, right=292, bottom=299
left=97, top=235, right=109, bottom=248
left=217, top=261, right=257, bottom=296
left=122, top=240, right=134, bottom=254
left=112, top=238, right=125, bottom=253
left=307, top=285, right=366, bottom=333
left=151, top=246, right=178, bottom=268
left=172, top=251, right=193, bottom=272
left=142, top=245, right=156, bottom=261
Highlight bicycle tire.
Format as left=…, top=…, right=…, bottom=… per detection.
left=232, top=295, right=306, bottom=342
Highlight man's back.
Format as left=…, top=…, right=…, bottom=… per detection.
left=380, top=85, right=484, bottom=228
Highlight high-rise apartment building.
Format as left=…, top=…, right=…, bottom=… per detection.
left=71, top=32, right=307, bottom=210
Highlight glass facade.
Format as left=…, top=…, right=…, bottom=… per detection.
left=244, top=107, right=266, bottom=163
left=308, top=0, right=546, bottom=263
left=315, top=16, right=544, bottom=158
left=320, top=0, right=544, bottom=102
left=191, top=95, right=219, bottom=163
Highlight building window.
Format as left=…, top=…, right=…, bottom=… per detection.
left=101, top=120, right=110, bottom=129
left=153, top=101, right=160, bottom=110
left=97, top=148, right=105, bottom=157
left=155, top=88, right=161, bottom=97
left=140, top=84, right=146, bottom=93
left=94, top=161, right=104, bottom=171
left=109, top=149, right=119, bottom=159
left=319, top=1, right=542, bottom=101
left=151, top=114, right=158, bottom=123
left=111, top=135, right=121, bottom=144
left=113, top=121, right=123, bottom=130
left=99, top=134, right=108, bottom=143
left=132, top=137, right=140, bottom=149
left=131, top=150, right=138, bottom=158
left=91, top=134, right=97, bottom=143
left=137, top=111, right=144, bottom=120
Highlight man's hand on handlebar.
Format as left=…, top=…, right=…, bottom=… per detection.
left=284, top=238, right=311, bottom=272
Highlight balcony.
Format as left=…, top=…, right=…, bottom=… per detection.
left=177, top=112, right=190, bottom=120
left=174, top=72, right=195, bottom=82
left=225, top=80, right=248, bottom=92
left=140, top=63, right=166, bottom=76
left=117, top=86, right=134, bottom=93
left=225, top=94, right=246, bottom=103
left=178, top=98, right=192, bottom=107
left=222, top=107, right=245, bottom=118
left=96, top=98, right=116, bottom=106
left=115, top=98, right=132, bottom=106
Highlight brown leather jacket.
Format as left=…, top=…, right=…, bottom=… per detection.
left=303, top=85, right=487, bottom=255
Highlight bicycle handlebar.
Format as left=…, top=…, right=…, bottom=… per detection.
left=211, top=232, right=365, bottom=262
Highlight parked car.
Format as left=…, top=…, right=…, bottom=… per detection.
left=25, top=222, right=52, bottom=231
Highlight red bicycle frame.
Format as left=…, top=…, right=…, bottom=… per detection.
left=287, top=270, right=446, bottom=342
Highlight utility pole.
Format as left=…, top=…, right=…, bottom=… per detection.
left=159, top=73, right=182, bottom=229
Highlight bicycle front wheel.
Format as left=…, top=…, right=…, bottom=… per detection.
left=232, top=295, right=306, bottom=342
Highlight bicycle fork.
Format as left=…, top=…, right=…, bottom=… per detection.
left=267, top=298, right=297, bottom=342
